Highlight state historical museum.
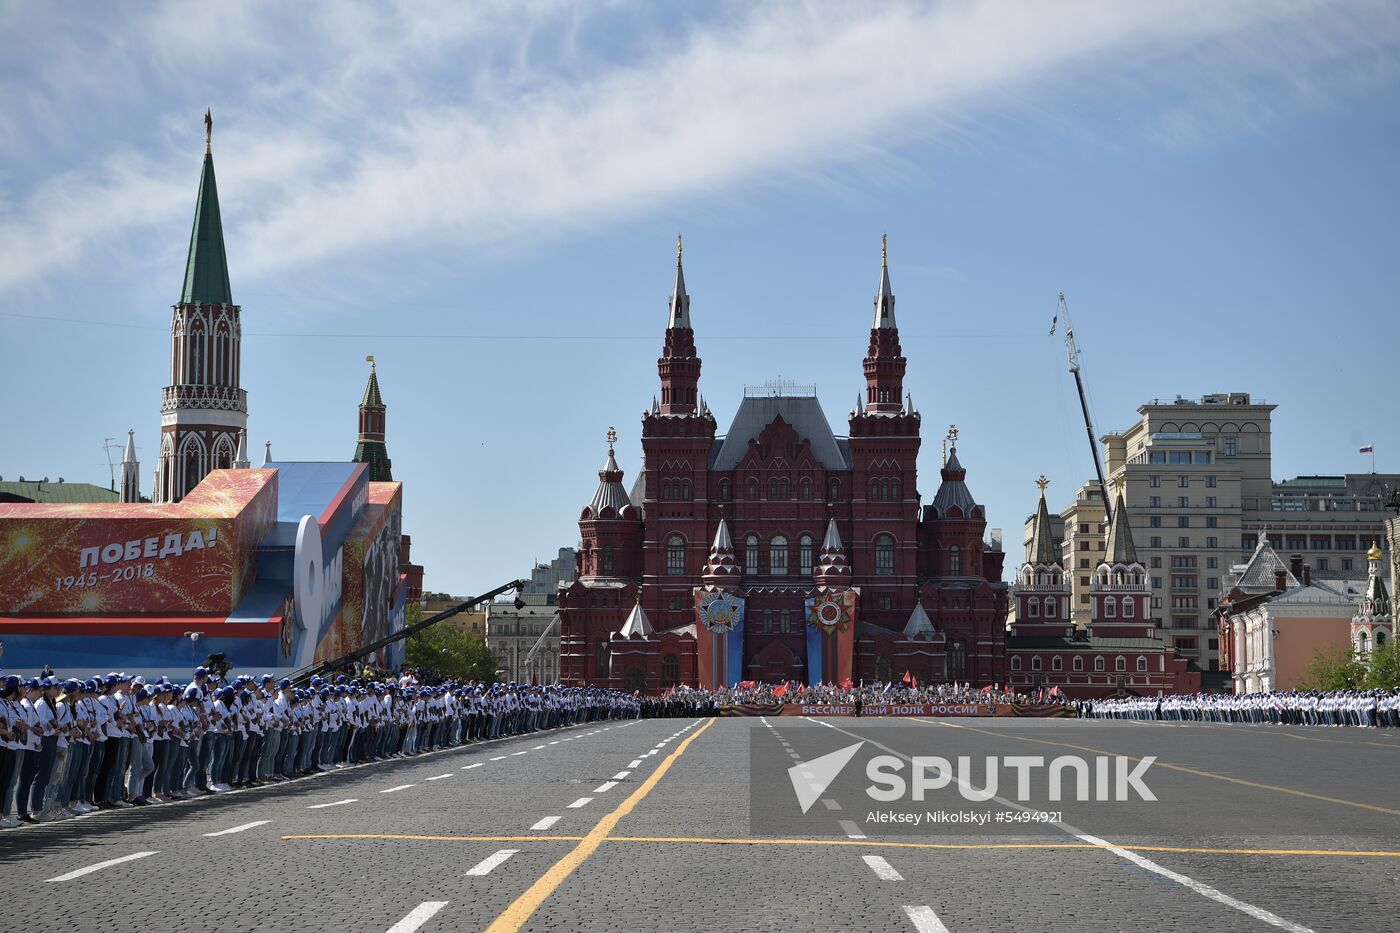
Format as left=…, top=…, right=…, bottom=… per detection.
left=559, top=239, right=1009, bottom=691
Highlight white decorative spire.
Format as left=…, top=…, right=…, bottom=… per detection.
left=872, top=233, right=896, bottom=329
left=233, top=429, right=250, bottom=469
left=667, top=234, right=690, bottom=329
left=119, top=429, right=141, bottom=503
left=618, top=594, right=655, bottom=639
left=263, top=440, right=273, bottom=466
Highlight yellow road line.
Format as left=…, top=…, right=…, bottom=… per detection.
left=921, top=719, right=1400, bottom=817
left=483, top=718, right=714, bottom=933
left=279, top=832, right=1400, bottom=859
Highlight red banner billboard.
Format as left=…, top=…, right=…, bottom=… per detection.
left=0, top=470, right=277, bottom=617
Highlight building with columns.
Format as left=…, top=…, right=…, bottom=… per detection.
left=558, top=237, right=1009, bottom=692
left=154, top=113, right=248, bottom=503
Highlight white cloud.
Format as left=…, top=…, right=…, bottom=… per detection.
left=0, top=0, right=1396, bottom=297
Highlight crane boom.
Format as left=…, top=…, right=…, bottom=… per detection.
left=1053, top=293, right=1112, bottom=523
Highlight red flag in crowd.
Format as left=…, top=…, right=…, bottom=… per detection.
left=840, top=677, right=854, bottom=690
left=901, top=671, right=912, bottom=685
left=773, top=682, right=790, bottom=698
left=980, top=683, right=994, bottom=693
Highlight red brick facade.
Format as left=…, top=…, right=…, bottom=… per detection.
left=558, top=244, right=1009, bottom=691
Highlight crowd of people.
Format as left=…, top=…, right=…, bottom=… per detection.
left=0, top=668, right=639, bottom=829
left=686, top=680, right=1063, bottom=708
left=1081, top=689, right=1400, bottom=727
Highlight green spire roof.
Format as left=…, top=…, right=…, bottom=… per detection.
left=362, top=364, right=384, bottom=407
left=180, top=150, right=233, bottom=305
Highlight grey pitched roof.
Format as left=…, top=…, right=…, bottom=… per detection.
left=902, top=602, right=935, bottom=638
left=667, top=242, right=690, bottom=329
left=587, top=447, right=632, bottom=515
left=712, top=395, right=848, bottom=470
left=1103, top=492, right=1138, bottom=565
left=1029, top=491, right=1058, bottom=565
left=617, top=600, right=654, bottom=638
left=1007, top=634, right=1168, bottom=651
left=1235, top=538, right=1297, bottom=591
left=930, top=447, right=978, bottom=516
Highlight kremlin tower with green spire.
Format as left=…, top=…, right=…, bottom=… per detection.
left=154, top=111, right=248, bottom=502
left=353, top=356, right=393, bottom=482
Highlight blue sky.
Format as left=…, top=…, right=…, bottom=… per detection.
left=2, top=1, right=1398, bottom=597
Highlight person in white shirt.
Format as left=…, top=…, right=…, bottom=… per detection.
left=0, top=675, right=28, bottom=828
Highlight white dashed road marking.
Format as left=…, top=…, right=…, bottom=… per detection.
left=593, top=781, right=618, bottom=793
left=628, top=759, right=643, bottom=768
left=426, top=774, right=453, bottom=781
left=381, top=784, right=415, bottom=794
left=533, top=745, right=547, bottom=749
left=386, top=901, right=449, bottom=933
left=462, top=763, right=482, bottom=770
left=465, top=849, right=519, bottom=876
left=567, top=797, right=593, bottom=808
left=863, top=855, right=905, bottom=881
left=490, top=756, right=507, bottom=761
left=903, top=905, right=951, bottom=933
left=613, top=771, right=632, bottom=779
left=531, top=816, right=561, bottom=830
left=511, top=751, right=529, bottom=756
left=202, top=820, right=271, bottom=837
left=308, top=798, right=358, bottom=809
left=46, top=851, right=158, bottom=882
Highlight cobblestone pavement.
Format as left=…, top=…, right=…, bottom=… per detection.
left=2, top=716, right=1397, bottom=932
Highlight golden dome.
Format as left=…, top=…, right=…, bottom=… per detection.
left=1368, top=541, right=1384, bottom=561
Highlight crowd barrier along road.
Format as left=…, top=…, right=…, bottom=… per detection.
left=718, top=702, right=1076, bottom=718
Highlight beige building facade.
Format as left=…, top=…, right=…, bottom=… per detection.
left=1039, top=393, right=1393, bottom=673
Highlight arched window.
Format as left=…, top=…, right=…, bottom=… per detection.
left=1052, top=655, right=1063, bottom=671
left=681, top=480, right=692, bottom=501
left=800, top=478, right=811, bottom=500
left=1358, top=630, right=1369, bottom=652
left=829, top=478, right=839, bottom=501
left=601, top=546, right=615, bottom=575
left=779, top=609, right=791, bottom=634
left=1094, top=656, right=1105, bottom=672
left=748, top=478, right=758, bottom=500
left=1104, top=596, right=1117, bottom=618
left=948, top=641, right=966, bottom=681
left=762, top=608, right=772, bottom=633
left=1378, top=630, right=1389, bottom=646
left=875, top=534, right=895, bottom=576
left=770, top=536, right=789, bottom=575
left=799, top=535, right=814, bottom=575
left=661, top=654, right=680, bottom=688
left=1073, top=655, right=1084, bottom=672
left=745, top=536, right=759, bottom=575
left=1136, top=656, right=1147, bottom=672
left=1011, top=656, right=1022, bottom=671
left=1115, top=656, right=1126, bottom=672
left=626, top=668, right=645, bottom=693
left=949, top=546, right=961, bottom=574
left=891, top=479, right=900, bottom=500
left=1122, top=597, right=1135, bottom=618
left=661, top=481, right=673, bottom=501
left=870, top=478, right=881, bottom=500
left=595, top=642, right=611, bottom=679
left=877, top=655, right=893, bottom=683
left=1031, top=655, right=1042, bottom=671
left=719, top=478, right=730, bottom=501
left=882, top=479, right=891, bottom=501
left=666, top=535, right=686, bottom=575
left=1027, top=597, right=1040, bottom=618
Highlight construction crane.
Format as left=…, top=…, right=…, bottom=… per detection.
left=1050, top=292, right=1112, bottom=523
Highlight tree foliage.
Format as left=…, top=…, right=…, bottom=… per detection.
left=405, top=608, right=498, bottom=684
left=1298, top=641, right=1400, bottom=691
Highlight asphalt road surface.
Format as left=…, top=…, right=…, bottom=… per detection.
left=3, top=716, right=1398, bottom=932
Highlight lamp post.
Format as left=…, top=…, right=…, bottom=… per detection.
left=183, top=631, right=204, bottom=671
